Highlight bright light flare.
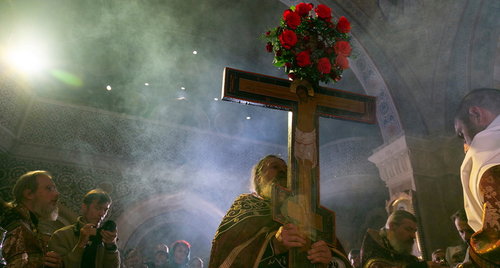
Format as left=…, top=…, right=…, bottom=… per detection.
left=4, top=44, right=49, bottom=73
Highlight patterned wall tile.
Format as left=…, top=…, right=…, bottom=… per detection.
left=0, top=76, right=31, bottom=136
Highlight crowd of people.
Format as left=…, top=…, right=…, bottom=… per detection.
left=0, top=172, right=205, bottom=268
left=0, top=88, right=497, bottom=268
left=122, top=241, right=204, bottom=268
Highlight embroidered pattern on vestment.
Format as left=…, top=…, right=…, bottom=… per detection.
left=214, top=194, right=271, bottom=239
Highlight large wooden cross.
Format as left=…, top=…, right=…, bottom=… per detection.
left=222, top=67, right=376, bottom=267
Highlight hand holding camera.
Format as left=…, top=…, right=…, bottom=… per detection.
left=97, top=220, right=117, bottom=245
left=90, top=220, right=116, bottom=244
left=79, top=220, right=117, bottom=248
left=78, top=224, right=97, bottom=248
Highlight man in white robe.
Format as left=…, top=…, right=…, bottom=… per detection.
left=454, top=88, right=500, bottom=267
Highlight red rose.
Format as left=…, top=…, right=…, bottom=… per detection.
left=296, top=51, right=311, bottom=67
left=317, top=57, right=331, bottom=74
left=266, top=42, right=273, bottom=52
left=315, top=4, right=332, bottom=20
left=279, top=30, right=298, bottom=49
left=334, top=41, right=352, bottom=56
left=336, top=16, right=351, bottom=33
left=295, top=3, right=313, bottom=17
left=335, top=55, right=349, bottom=69
left=283, top=10, right=301, bottom=29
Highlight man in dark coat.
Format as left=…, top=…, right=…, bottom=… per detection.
left=360, top=210, right=440, bottom=268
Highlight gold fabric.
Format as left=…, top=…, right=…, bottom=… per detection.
left=2, top=204, right=46, bottom=268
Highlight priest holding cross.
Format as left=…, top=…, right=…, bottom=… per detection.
left=209, top=3, right=375, bottom=268
left=208, top=155, right=341, bottom=268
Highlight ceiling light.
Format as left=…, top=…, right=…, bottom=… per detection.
left=246, top=116, right=251, bottom=120
left=145, top=82, right=149, bottom=86
left=106, top=85, right=112, bottom=91
left=214, top=98, right=219, bottom=101
left=177, top=97, right=186, bottom=100
left=181, top=87, right=186, bottom=90
left=193, top=51, right=198, bottom=55
left=4, top=44, right=49, bottom=73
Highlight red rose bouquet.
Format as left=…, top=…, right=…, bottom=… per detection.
left=263, top=3, right=352, bottom=86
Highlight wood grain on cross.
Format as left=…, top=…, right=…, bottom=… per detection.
left=222, top=67, right=375, bottom=267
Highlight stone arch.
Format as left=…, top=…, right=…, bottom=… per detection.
left=116, top=191, right=225, bottom=249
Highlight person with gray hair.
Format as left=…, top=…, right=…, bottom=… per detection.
left=209, top=155, right=348, bottom=268
left=454, top=88, right=500, bottom=267
left=0, top=170, right=62, bottom=267
left=360, top=210, right=441, bottom=268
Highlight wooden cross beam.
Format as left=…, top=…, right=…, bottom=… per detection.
left=222, top=67, right=376, bottom=267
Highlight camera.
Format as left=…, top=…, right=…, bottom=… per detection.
left=91, top=220, right=116, bottom=244
left=99, top=220, right=116, bottom=232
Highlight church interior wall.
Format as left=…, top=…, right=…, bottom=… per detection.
left=0, top=0, right=498, bottom=264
